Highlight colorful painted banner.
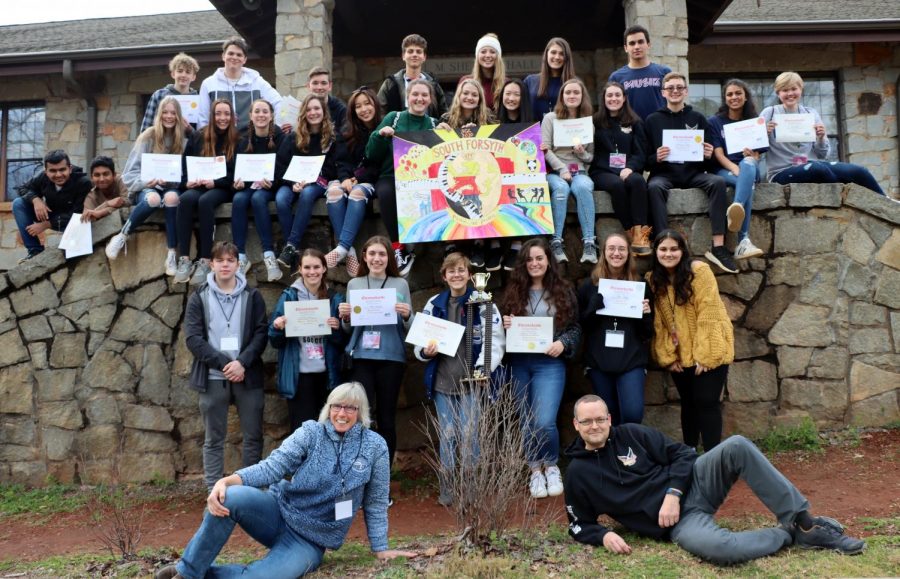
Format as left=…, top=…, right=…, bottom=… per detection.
left=392, top=123, right=552, bottom=243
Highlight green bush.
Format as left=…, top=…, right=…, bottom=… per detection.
left=758, top=417, right=822, bottom=453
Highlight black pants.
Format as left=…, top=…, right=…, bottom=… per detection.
left=591, top=170, right=649, bottom=230
left=177, top=187, right=233, bottom=258
left=350, top=359, right=405, bottom=467
left=647, top=173, right=726, bottom=238
left=670, top=364, right=728, bottom=451
left=286, top=371, right=330, bottom=432
left=374, top=177, right=400, bottom=243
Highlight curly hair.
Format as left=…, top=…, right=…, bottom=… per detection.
left=295, top=94, right=334, bottom=153
left=201, top=99, right=238, bottom=160
left=649, top=229, right=694, bottom=305
left=343, top=87, right=383, bottom=150
left=446, top=79, right=493, bottom=128
left=243, top=99, right=278, bottom=153
left=499, top=238, right=575, bottom=329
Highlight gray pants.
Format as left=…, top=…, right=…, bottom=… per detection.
left=199, top=380, right=265, bottom=490
left=670, top=435, right=810, bottom=565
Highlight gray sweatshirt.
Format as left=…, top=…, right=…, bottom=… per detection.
left=541, top=112, right=595, bottom=173
left=121, top=131, right=189, bottom=199
left=206, top=271, right=247, bottom=380
left=760, top=104, right=830, bottom=181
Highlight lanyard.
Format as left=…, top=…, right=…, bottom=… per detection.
left=328, top=431, right=363, bottom=496
left=366, top=276, right=388, bottom=290
left=529, top=288, right=547, bottom=316
left=213, top=292, right=239, bottom=331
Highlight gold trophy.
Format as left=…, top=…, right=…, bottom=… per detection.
left=461, top=272, right=493, bottom=388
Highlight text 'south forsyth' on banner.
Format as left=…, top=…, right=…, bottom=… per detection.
left=392, top=123, right=552, bottom=243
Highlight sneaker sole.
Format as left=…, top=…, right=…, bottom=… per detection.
left=726, top=203, right=745, bottom=232
left=704, top=250, right=739, bottom=274
left=796, top=542, right=865, bottom=556
left=276, top=258, right=292, bottom=268
left=485, top=263, right=502, bottom=272
left=631, top=247, right=652, bottom=257
left=735, top=247, right=764, bottom=260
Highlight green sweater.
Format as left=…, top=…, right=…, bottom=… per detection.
left=365, top=110, right=437, bottom=179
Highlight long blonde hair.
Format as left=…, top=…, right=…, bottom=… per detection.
left=139, top=95, right=185, bottom=154
left=447, top=79, right=493, bottom=128
left=295, top=94, right=334, bottom=153
left=470, top=33, right=506, bottom=105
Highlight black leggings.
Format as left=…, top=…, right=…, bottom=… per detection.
left=285, top=371, right=330, bottom=432
left=591, top=170, right=649, bottom=230
left=374, top=177, right=400, bottom=243
left=177, top=187, right=232, bottom=259
left=670, top=365, right=728, bottom=451
left=350, top=359, right=405, bottom=467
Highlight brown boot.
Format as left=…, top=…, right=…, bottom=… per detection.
left=631, top=226, right=652, bottom=257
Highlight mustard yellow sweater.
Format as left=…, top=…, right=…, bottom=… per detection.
left=646, top=261, right=734, bottom=369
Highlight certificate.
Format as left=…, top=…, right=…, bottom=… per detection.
left=276, top=95, right=301, bottom=126
left=405, top=314, right=465, bottom=356
left=140, top=153, right=182, bottom=182
left=773, top=113, right=816, bottom=143
left=186, top=156, right=227, bottom=182
left=173, top=95, right=200, bottom=123
left=282, top=155, right=326, bottom=184
left=552, top=116, right=594, bottom=147
left=284, top=299, right=331, bottom=337
left=58, top=215, right=93, bottom=259
left=506, top=316, right=553, bottom=353
left=662, top=129, right=704, bottom=162
left=349, top=288, right=397, bottom=326
left=235, top=153, right=276, bottom=182
left=723, top=117, right=768, bottom=155
left=596, top=279, right=645, bottom=319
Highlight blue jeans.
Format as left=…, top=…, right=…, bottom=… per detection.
left=285, top=183, right=326, bottom=247
left=716, top=157, right=760, bottom=240
left=177, top=485, right=324, bottom=579
left=433, top=390, right=481, bottom=472
left=547, top=172, right=595, bottom=242
left=232, top=187, right=276, bottom=253
left=11, top=196, right=49, bottom=252
left=123, top=188, right=179, bottom=248
left=509, top=353, right=566, bottom=468
left=587, top=366, right=646, bottom=425
left=274, top=185, right=297, bottom=245
left=772, top=160, right=884, bottom=195
left=327, top=183, right=372, bottom=250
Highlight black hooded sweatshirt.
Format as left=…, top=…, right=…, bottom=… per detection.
left=564, top=423, right=696, bottom=545
left=639, top=104, right=714, bottom=184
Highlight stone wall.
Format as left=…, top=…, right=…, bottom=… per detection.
left=0, top=183, right=896, bottom=486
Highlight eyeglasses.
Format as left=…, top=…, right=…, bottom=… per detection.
left=331, top=403, right=359, bottom=413
left=663, top=86, right=687, bottom=93
left=576, top=416, right=610, bottom=426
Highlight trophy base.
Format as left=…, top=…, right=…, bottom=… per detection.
left=459, top=377, right=489, bottom=390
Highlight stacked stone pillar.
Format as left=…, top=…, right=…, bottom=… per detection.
left=274, top=0, right=335, bottom=97
left=623, top=0, right=690, bottom=77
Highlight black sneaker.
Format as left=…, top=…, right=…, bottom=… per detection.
left=277, top=244, right=298, bottom=269
left=704, top=245, right=739, bottom=274
left=395, top=247, right=415, bottom=277
left=485, top=245, right=503, bottom=271
left=502, top=248, right=520, bottom=271
left=17, top=248, right=44, bottom=264
left=795, top=517, right=865, bottom=555
left=443, top=243, right=459, bottom=257
left=470, top=245, right=485, bottom=269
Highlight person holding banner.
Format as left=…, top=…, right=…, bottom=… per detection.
left=231, top=98, right=286, bottom=282
left=107, top=96, right=189, bottom=272
left=761, top=71, right=884, bottom=194
left=708, top=79, right=766, bottom=261
left=524, top=37, right=576, bottom=121
left=590, top=82, right=652, bottom=257
left=274, top=94, right=338, bottom=271
left=541, top=78, right=597, bottom=265
left=414, top=252, right=505, bottom=505
left=458, top=33, right=506, bottom=110
left=647, top=229, right=733, bottom=451
left=338, top=236, right=414, bottom=487
left=577, top=232, right=652, bottom=425
left=326, top=87, right=384, bottom=277
left=500, top=238, right=581, bottom=499
left=174, top=99, right=239, bottom=285
left=364, top=79, right=439, bottom=277
left=269, top=249, right=346, bottom=430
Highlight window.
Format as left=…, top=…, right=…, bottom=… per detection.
left=691, top=75, right=840, bottom=161
left=1, top=103, right=45, bottom=201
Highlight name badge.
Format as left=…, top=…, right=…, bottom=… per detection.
left=609, top=153, right=627, bottom=169
left=220, top=336, right=239, bottom=351
left=567, top=163, right=579, bottom=174
left=605, top=330, right=625, bottom=349
left=791, top=154, right=808, bottom=166
left=362, top=330, right=381, bottom=350
left=335, top=498, right=353, bottom=521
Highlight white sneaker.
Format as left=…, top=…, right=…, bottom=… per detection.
left=238, top=257, right=251, bottom=275
left=264, top=255, right=283, bottom=282
left=734, top=237, right=764, bottom=260
left=164, top=250, right=177, bottom=277
left=529, top=470, right=548, bottom=499
left=544, top=465, right=564, bottom=497
left=105, top=232, right=127, bottom=260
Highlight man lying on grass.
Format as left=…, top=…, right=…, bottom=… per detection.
left=564, top=394, right=864, bottom=565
